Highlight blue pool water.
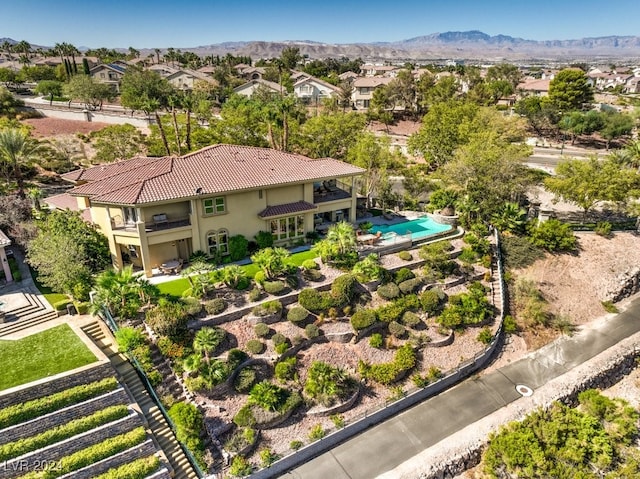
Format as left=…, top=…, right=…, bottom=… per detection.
left=370, top=217, right=452, bottom=241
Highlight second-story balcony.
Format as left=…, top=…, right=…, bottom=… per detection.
left=111, top=215, right=191, bottom=233
left=313, top=179, right=352, bottom=204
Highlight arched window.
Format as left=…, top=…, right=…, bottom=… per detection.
left=206, top=229, right=229, bottom=256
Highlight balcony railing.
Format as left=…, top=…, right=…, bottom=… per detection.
left=313, top=180, right=353, bottom=204
left=111, top=217, right=191, bottom=232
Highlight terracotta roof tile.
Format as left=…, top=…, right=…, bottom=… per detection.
left=43, top=192, right=81, bottom=211
left=69, top=145, right=363, bottom=206
left=258, top=201, right=317, bottom=218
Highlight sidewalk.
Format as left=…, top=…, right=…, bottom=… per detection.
left=282, top=295, right=640, bottom=479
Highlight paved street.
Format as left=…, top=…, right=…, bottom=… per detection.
left=283, top=295, right=640, bottom=479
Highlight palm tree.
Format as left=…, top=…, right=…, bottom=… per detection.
left=167, top=93, right=183, bottom=155
left=0, top=129, right=41, bottom=198
left=491, top=202, right=528, bottom=234
left=141, top=96, right=171, bottom=156
left=193, top=327, right=225, bottom=363
left=182, top=353, right=202, bottom=376
left=181, top=260, right=214, bottom=299
left=1, top=41, right=13, bottom=61
left=326, top=222, right=357, bottom=256
left=154, top=48, right=161, bottom=64
left=624, top=140, right=640, bottom=172
left=92, top=265, right=156, bottom=319
left=250, top=247, right=290, bottom=279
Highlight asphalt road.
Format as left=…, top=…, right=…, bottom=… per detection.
left=282, top=295, right=640, bottom=479
left=527, top=146, right=609, bottom=171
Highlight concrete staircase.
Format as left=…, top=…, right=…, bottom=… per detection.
left=0, top=292, right=58, bottom=337
left=81, top=321, right=199, bottom=479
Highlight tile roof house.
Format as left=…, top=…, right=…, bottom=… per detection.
left=166, top=68, right=218, bottom=90
left=517, top=78, right=551, bottom=97
left=293, top=76, right=340, bottom=103
left=233, top=78, right=283, bottom=97
left=351, top=77, right=394, bottom=110
left=62, top=145, right=364, bottom=277
left=89, top=63, right=127, bottom=92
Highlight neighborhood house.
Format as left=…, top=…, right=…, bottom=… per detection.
left=59, top=145, right=363, bottom=277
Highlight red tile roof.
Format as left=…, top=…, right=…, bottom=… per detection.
left=43, top=192, right=92, bottom=222
left=68, top=145, right=364, bottom=206
left=258, top=201, right=317, bottom=218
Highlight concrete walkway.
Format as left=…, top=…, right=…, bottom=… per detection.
left=283, top=295, right=640, bottom=479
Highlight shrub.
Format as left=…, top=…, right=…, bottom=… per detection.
left=528, top=219, right=577, bottom=252
left=74, top=301, right=89, bottom=314
left=420, top=290, right=443, bottom=315
left=115, top=326, right=146, bottom=353
left=601, top=300, right=618, bottom=314
left=302, top=268, right=323, bottom=282
left=402, top=311, right=422, bottom=328
left=234, top=368, right=258, bottom=393
left=331, top=274, right=358, bottom=305
left=224, top=427, right=256, bottom=453
left=369, top=333, right=384, bottom=348
left=248, top=287, right=262, bottom=302
left=254, top=322, right=270, bottom=338
left=501, top=235, right=544, bottom=269
left=253, top=270, right=266, bottom=286
left=53, top=298, right=72, bottom=311
left=275, top=356, right=297, bottom=383
left=260, top=448, right=279, bottom=468
left=477, top=327, right=494, bottom=345
left=156, top=336, right=185, bottom=360
left=595, top=221, right=612, bottom=237
left=255, top=230, right=274, bottom=249
left=229, top=455, right=253, bottom=477
left=305, top=323, right=320, bottom=339
left=399, top=278, right=422, bottom=295
left=290, top=440, right=303, bottom=450
left=358, top=345, right=416, bottom=385
left=503, top=315, right=518, bottom=334
left=189, top=250, right=208, bottom=263
left=308, top=424, right=325, bottom=441
left=302, top=259, right=319, bottom=270
left=378, top=282, right=400, bottom=300
left=246, top=340, right=265, bottom=355
left=376, top=303, right=405, bottom=323
left=271, top=333, right=286, bottom=346
left=229, top=235, right=249, bottom=261
left=398, top=251, right=413, bottom=261
left=145, top=301, right=189, bottom=339
left=350, top=309, right=377, bottom=330
left=252, top=300, right=282, bottom=317
left=394, top=267, right=415, bottom=284
left=298, top=288, right=331, bottom=314
left=249, top=381, right=289, bottom=412
left=263, top=280, right=286, bottom=295
left=204, top=298, right=226, bottom=315
left=352, top=254, right=384, bottom=282
left=388, top=321, right=406, bottom=338
left=233, top=405, right=256, bottom=427
left=331, top=414, right=345, bottom=429
left=275, top=342, right=288, bottom=355
left=181, top=297, right=203, bottom=316
left=458, top=247, right=478, bottom=265
left=285, top=306, right=307, bottom=324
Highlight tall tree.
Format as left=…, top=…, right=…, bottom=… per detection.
left=0, top=128, right=41, bottom=198
left=63, top=75, right=115, bottom=110
left=34, top=80, right=63, bottom=105
left=295, top=111, right=366, bottom=160
left=347, top=132, right=394, bottom=207
left=280, top=46, right=302, bottom=70
left=91, top=124, right=145, bottom=163
left=548, top=68, right=594, bottom=112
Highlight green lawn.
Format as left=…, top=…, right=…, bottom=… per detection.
left=157, top=249, right=319, bottom=298
left=0, top=324, right=97, bottom=391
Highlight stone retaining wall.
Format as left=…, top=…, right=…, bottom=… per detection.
left=306, top=388, right=360, bottom=417
left=0, top=388, right=129, bottom=445
left=0, top=412, right=142, bottom=479
left=607, top=267, right=640, bottom=303
left=0, top=362, right=114, bottom=410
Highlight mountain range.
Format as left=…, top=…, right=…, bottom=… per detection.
left=3, top=31, right=640, bottom=61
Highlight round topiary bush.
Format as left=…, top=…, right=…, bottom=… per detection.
left=271, top=333, right=287, bottom=346
left=394, top=267, right=415, bottom=284
left=377, top=283, right=400, bottom=301
left=398, top=251, right=413, bottom=261
left=305, top=324, right=320, bottom=339
left=369, top=332, right=384, bottom=348
left=302, top=268, right=324, bottom=282
left=248, top=287, right=263, bottom=302
left=263, top=280, right=286, bottom=295
left=388, top=321, right=406, bottom=338
left=302, top=259, right=319, bottom=270
left=350, top=309, right=377, bottom=330
left=287, top=306, right=309, bottom=324
left=204, top=298, right=227, bottom=315
left=298, top=288, right=331, bottom=313
left=402, top=311, right=422, bottom=327
left=254, top=322, right=270, bottom=338
left=181, top=297, right=203, bottom=317
left=246, top=339, right=265, bottom=355
left=399, top=278, right=422, bottom=295
left=420, top=290, right=442, bottom=315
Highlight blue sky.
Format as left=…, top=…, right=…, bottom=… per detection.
left=4, top=0, right=640, bottom=48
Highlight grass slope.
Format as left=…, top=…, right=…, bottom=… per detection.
left=0, top=324, right=97, bottom=391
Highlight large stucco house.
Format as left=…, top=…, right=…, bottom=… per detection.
left=60, top=145, right=363, bottom=277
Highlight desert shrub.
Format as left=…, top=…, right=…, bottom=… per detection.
left=204, top=298, right=226, bottom=315
left=464, top=232, right=491, bottom=256
left=290, top=440, right=303, bottom=450
left=145, top=301, right=189, bottom=339
left=331, top=274, right=358, bottom=305
left=501, top=235, right=544, bottom=269
left=352, top=254, right=384, bottom=282
left=271, top=333, right=286, bottom=346
left=248, top=381, right=289, bottom=411
left=503, top=315, right=518, bottom=334
left=246, top=340, right=265, bottom=355
left=595, top=221, right=612, bottom=237
left=350, top=309, right=377, bottom=330
left=394, top=267, right=415, bottom=284
left=388, top=321, right=406, bottom=338
left=229, top=455, right=253, bottom=477
left=302, top=259, right=319, bottom=270
left=260, top=448, right=279, bottom=468
left=376, top=302, right=405, bottom=323
left=252, top=300, right=282, bottom=317
left=528, top=219, right=577, bottom=252
left=436, top=284, right=492, bottom=330
left=234, top=368, right=258, bottom=393
left=224, top=427, right=256, bottom=453
left=302, top=268, right=323, bottom=282
left=156, top=336, right=185, bottom=360
left=229, top=235, right=249, bottom=261
left=248, top=286, right=262, bottom=302
left=181, top=297, right=203, bottom=316
left=377, top=282, right=400, bottom=300
left=402, top=311, right=421, bottom=327
left=305, top=323, right=320, bottom=339
left=458, top=247, right=478, bottom=265
left=369, top=333, right=384, bottom=348
left=275, top=342, right=289, bottom=354
left=477, top=327, right=494, bottom=345
left=419, top=290, right=442, bottom=314
left=601, top=300, right=618, bottom=314
left=398, top=251, right=413, bottom=261
left=254, top=322, right=270, bottom=338
left=308, top=424, right=325, bottom=441
left=298, top=288, right=331, bottom=313
left=263, top=280, right=286, bottom=295
left=331, top=414, right=345, bottom=429
left=358, top=345, right=417, bottom=385
left=227, top=349, right=248, bottom=369
left=304, top=361, right=352, bottom=407
left=287, top=306, right=309, bottom=323
left=115, top=327, right=146, bottom=353
left=189, top=250, right=208, bottom=263
left=399, top=278, right=422, bottom=295
left=275, top=356, right=297, bottom=383
left=253, top=270, right=266, bottom=286
left=233, top=405, right=256, bottom=427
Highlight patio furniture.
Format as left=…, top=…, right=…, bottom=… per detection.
left=160, top=258, right=182, bottom=275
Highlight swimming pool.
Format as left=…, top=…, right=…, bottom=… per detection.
left=370, top=217, right=453, bottom=241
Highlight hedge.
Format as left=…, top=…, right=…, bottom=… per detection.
left=93, top=455, right=160, bottom=479
left=20, top=427, right=147, bottom=479
left=0, top=377, right=119, bottom=429
left=358, top=345, right=417, bottom=385
left=52, top=298, right=72, bottom=311
left=0, top=405, right=129, bottom=462
left=298, top=288, right=333, bottom=313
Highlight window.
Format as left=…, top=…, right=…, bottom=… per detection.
left=270, top=215, right=304, bottom=241
left=123, top=207, right=137, bottom=224
left=207, top=229, right=229, bottom=256
left=203, top=197, right=225, bottom=215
